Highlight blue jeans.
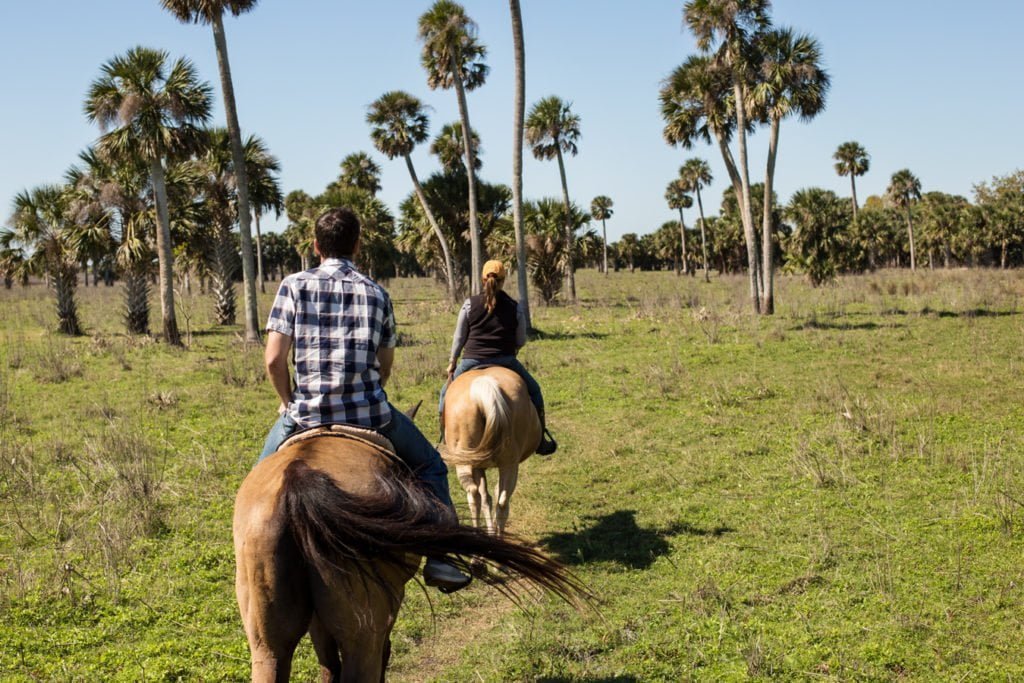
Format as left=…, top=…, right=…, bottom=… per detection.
left=257, top=405, right=454, bottom=511
left=438, top=355, right=544, bottom=417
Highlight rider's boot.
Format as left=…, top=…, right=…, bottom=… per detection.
left=536, top=408, right=557, bottom=456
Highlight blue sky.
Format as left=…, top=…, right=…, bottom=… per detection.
left=2, top=1, right=1022, bottom=242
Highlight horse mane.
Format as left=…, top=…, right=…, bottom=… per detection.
left=443, top=375, right=512, bottom=466
left=280, top=457, right=590, bottom=608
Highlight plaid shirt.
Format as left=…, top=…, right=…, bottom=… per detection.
left=266, top=258, right=396, bottom=429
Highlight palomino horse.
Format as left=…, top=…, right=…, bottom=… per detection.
left=441, top=366, right=541, bottom=537
left=233, top=411, right=580, bottom=682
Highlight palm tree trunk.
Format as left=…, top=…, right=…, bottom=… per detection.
left=760, top=117, right=780, bottom=315
left=850, top=174, right=859, bottom=224
left=405, top=154, right=457, bottom=301
left=905, top=205, right=917, bottom=272
left=715, top=127, right=759, bottom=312
left=149, top=158, right=181, bottom=346
left=733, top=82, right=761, bottom=313
left=555, top=146, right=576, bottom=301
left=678, top=207, right=689, bottom=276
left=211, top=12, right=260, bottom=344
left=450, top=54, right=482, bottom=295
left=254, top=209, right=266, bottom=294
left=601, top=218, right=609, bottom=275
left=124, top=263, right=150, bottom=335
left=54, top=264, right=81, bottom=336
left=696, top=185, right=710, bottom=283
left=509, top=0, right=532, bottom=327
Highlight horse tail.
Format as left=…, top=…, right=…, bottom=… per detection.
left=444, top=375, right=512, bottom=466
left=280, top=458, right=589, bottom=607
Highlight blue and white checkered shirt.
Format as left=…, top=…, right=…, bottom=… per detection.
left=266, top=258, right=396, bottom=429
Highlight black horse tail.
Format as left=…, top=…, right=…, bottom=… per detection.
left=280, top=459, right=590, bottom=607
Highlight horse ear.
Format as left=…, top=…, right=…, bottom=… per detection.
left=404, top=401, right=422, bottom=421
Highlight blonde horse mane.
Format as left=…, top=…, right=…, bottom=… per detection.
left=443, top=374, right=512, bottom=466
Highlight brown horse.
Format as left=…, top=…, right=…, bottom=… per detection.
left=441, top=366, right=541, bottom=537
left=233, top=417, right=580, bottom=682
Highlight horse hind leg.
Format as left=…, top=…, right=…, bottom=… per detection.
left=456, top=465, right=482, bottom=529
left=494, top=465, right=519, bottom=538
left=309, top=615, right=341, bottom=682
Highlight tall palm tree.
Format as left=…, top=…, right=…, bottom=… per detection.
left=85, top=46, right=212, bottom=345
left=526, top=96, right=581, bottom=301
left=338, top=151, right=382, bottom=196
left=590, top=195, right=613, bottom=275
left=8, top=185, right=87, bottom=335
left=680, top=158, right=713, bottom=281
left=887, top=169, right=922, bottom=271
left=661, top=55, right=760, bottom=308
left=684, top=0, right=771, bottom=311
left=834, top=141, right=870, bottom=222
left=509, top=0, right=531, bottom=327
left=161, top=0, right=262, bottom=343
left=750, top=27, right=829, bottom=314
left=430, top=123, right=481, bottom=174
left=244, top=134, right=283, bottom=292
left=367, top=90, right=457, bottom=300
left=418, top=0, right=488, bottom=294
left=665, top=180, right=694, bottom=275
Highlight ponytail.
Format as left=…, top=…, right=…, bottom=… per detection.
left=483, top=273, right=503, bottom=314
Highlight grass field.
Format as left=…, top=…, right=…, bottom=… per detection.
left=2, top=268, right=1024, bottom=681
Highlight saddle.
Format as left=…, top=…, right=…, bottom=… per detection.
left=279, top=423, right=403, bottom=467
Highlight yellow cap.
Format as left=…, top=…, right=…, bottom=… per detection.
left=482, top=260, right=506, bottom=279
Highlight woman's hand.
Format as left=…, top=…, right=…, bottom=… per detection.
left=446, top=359, right=457, bottom=382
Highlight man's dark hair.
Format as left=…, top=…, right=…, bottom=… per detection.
left=315, top=207, right=360, bottom=259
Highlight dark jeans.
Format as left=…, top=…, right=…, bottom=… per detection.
left=257, top=405, right=454, bottom=510
left=438, top=355, right=544, bottom=417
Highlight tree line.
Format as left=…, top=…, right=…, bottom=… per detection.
left=4, top=1, right=1023, bottom=340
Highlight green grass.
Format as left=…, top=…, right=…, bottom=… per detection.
left=2, top=269, right=1024, bottom=681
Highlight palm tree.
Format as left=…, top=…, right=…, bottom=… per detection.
left=245, top=134, right=283, bottom=292
left=750, top=27, right=830, bottom=314
left=680, top=157, right=713, bottom=281
left=338, top=152, right=382, bottom=196
left=665, top=180, right=694, bottom=276
left=784, top=187, right=846, bottom=286
left=887, top=169, right=922, bottom=271
left=526, top=96, right=581, bottom=301
left=684, top=0, right=771, bottom=311
left=430, top=123, right=481, bottom=174
left=161, top=0, right=262, bottom=343
left=590, top=195, right=613, bottom=274
left=661, top=54, right=760, bottom=309
left=0, top=231, right=27, bottom=289
left=618, top=233, right=641, bottom=273
left=367, top=90, right=457, bottom=300
left=85, top=46, right=212, bottom=345
left=7, top=185, right=88, bottom=335
left=418, top=0, right=488, bottom=294
left=834, top=141, right=870, bottom=222
left=509, top=0, right=531, bottom=327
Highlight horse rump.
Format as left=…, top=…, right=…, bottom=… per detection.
left=280, top=458, right=589, bottom=606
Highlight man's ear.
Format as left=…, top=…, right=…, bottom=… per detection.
left=313, top=239, right=322, bottom=258
left=352, top=236, right=361, bottom=258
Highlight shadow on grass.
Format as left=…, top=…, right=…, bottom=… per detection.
left=539, top=510, right=732, bottom=569
left=792, top=320, right=903, bottom=331
left=537, top=677, right=640, bottom=683
left=530, top=328, right=609, bottom=342
left=879, top=307, right=1019, bottom=319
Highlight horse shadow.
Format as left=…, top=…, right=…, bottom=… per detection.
left=538, top=510, right=731, bottom=570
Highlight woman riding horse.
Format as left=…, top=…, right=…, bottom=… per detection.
left=440, top=260, right=557, bottom=455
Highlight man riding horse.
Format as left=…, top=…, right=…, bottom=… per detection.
left=259, top=206, right=471, bottom=593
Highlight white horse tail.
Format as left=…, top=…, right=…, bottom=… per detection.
left=444, top=375, right=512, bottom=466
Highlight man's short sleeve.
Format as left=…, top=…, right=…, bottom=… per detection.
left=380, top=292, right=397, bottom=349
left=266, top=279, right=296, bottom=336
